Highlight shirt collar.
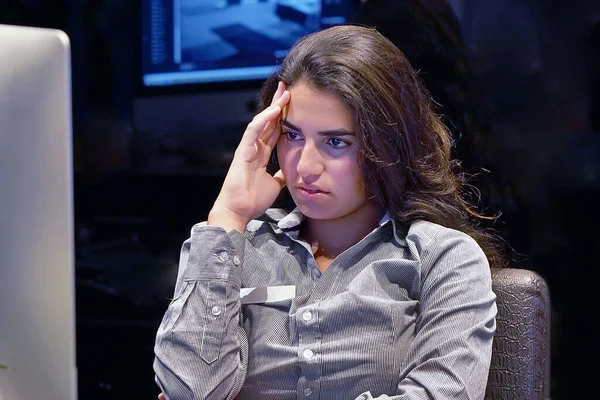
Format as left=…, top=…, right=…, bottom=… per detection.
left=253, top=207, right=405, bottom=246
left=378, top=211, right=392, bottom=226
left=276, top=208, right=305, bottom=230
left=276, top=208, right=393, bottom=230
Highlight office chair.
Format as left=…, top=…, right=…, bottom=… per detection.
left=485, top=268, right=551, bottom=400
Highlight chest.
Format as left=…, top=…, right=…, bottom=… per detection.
left=314, top=255, right=332, bottom=272
left=238, top=243, right=421, bottom=399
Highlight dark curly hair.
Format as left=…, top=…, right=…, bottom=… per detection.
left=260, top=25, right=504, bottom=269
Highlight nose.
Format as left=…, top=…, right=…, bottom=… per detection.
left=296, top=143, right=324, bottom=180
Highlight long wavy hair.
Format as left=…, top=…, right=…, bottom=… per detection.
left=259, top=25, right=504, bottom=269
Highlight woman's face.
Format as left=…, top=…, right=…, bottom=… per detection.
left=276, top=81, right=372, bottom=221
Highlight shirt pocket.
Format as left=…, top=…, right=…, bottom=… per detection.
left=244, top=298, right=294, bottom=340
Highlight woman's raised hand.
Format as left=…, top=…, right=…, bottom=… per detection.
left=208, top=81, right=291, bottom=232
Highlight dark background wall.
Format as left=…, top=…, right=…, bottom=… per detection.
left=1, top=1, right=599, bottom=399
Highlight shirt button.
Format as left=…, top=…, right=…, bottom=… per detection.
left=233, top=255, right=240, bottom=265
left=302, top=311, right=312, bottom=321
left=211, top=305, right=222, bottom=316
left=218, top=251, right=229, bottom=262
left=303, top=349, right=313, bottom=359
left=304, top=388, right=313, bottom=396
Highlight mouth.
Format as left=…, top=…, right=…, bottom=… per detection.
left=296, top=186, right=329, bottom=197
left=297, top=186, right=328, bottom=194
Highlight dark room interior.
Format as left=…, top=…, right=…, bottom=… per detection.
left=1, top=0, right=599, bottom=399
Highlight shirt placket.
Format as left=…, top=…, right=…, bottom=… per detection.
left=296, top=303, right=322, bottom=398
left=285, top=238, right=322, bottom=398
left=287, top=226, right=384, bottom=399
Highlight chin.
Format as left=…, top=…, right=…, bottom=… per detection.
left=294, top=201, right=336, bottom=220
left=299, top=203, right=362, bottom=222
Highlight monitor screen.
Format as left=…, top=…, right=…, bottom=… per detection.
left=133, top=1, right=358, bottom=174
left=141, top=0, right=358, bottom=88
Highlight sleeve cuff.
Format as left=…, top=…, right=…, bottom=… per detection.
left=183, top=224, right=246, bottom=287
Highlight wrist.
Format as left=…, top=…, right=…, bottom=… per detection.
left=207, top=207, right=249, bottom=233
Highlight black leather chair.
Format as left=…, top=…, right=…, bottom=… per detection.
left=485, top=268, right=551, bottom=400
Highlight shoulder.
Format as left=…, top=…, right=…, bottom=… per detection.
left=405, top=220, right=483, bottom=256
left=404, top=220, right=490, bottom=287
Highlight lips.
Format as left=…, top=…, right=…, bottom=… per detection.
left=296, top=185, right=329, bottom=199
left=297, top=185, right=327, bottom=194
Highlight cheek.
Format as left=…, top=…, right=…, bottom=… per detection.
left=354, top=175, right=367, bottom=198
left=346, top=160, right=366, bottom=196
left=351, top=174, right=365, bottom=196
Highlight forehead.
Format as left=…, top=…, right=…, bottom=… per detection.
left=284, top=82, right=354, bottom=131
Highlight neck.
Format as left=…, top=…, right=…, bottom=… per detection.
left=302, top=201, right=385, bottom=259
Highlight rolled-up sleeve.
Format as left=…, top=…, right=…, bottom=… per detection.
left=357, top=226, right=497, bottom=400
left=154, top=224, right=248, bottom=400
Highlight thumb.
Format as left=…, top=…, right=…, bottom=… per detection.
left=272, top=169, right=286, bottom=189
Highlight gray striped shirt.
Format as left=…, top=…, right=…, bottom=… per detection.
left=154, top=208, right=496, bottom=399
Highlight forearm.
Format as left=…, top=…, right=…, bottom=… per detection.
left=154, top=225, right=248, bottom=400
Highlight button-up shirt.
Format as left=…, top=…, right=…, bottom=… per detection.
left=154, top=208, right=496, bottom=399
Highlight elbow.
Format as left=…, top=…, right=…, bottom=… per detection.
left=153, top=355, right=240, bottom=400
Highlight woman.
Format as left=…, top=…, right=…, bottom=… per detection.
left=154, top=25, right=499, bottom=400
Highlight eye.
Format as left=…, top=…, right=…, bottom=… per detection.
left=327, top=137, right=350, bottom=148
left=283, top=131, right=302, bottom=141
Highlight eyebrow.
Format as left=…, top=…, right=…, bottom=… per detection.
left=281, top=119, right=355, bottom=137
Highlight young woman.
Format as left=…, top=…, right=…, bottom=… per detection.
left=154, top=25, right=499, bottom=400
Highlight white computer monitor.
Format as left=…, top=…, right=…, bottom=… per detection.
left=0, top=24, right=77, bottom=400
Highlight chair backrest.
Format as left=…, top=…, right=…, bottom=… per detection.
left=485, top=268, right=551, bottom=400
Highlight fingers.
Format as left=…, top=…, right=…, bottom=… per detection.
left=158, top=393, right=165, bottom=400
left=270, top=81, right=286, bottom=106
left=263, top=118, right=282, bottom=149
left=240, top=105, right=282, bottom=147
left=270, top=88, right=291, bottom=114
left=241, top=88, right=290, bottom=148
left=260, top=90, right=291, bottom=147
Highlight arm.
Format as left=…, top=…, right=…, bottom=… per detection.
left=154, top=82, right=290, bottom=400
left=153, top=225, right=248, bottom=400
left=357, top=227, right=497, bottom=400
